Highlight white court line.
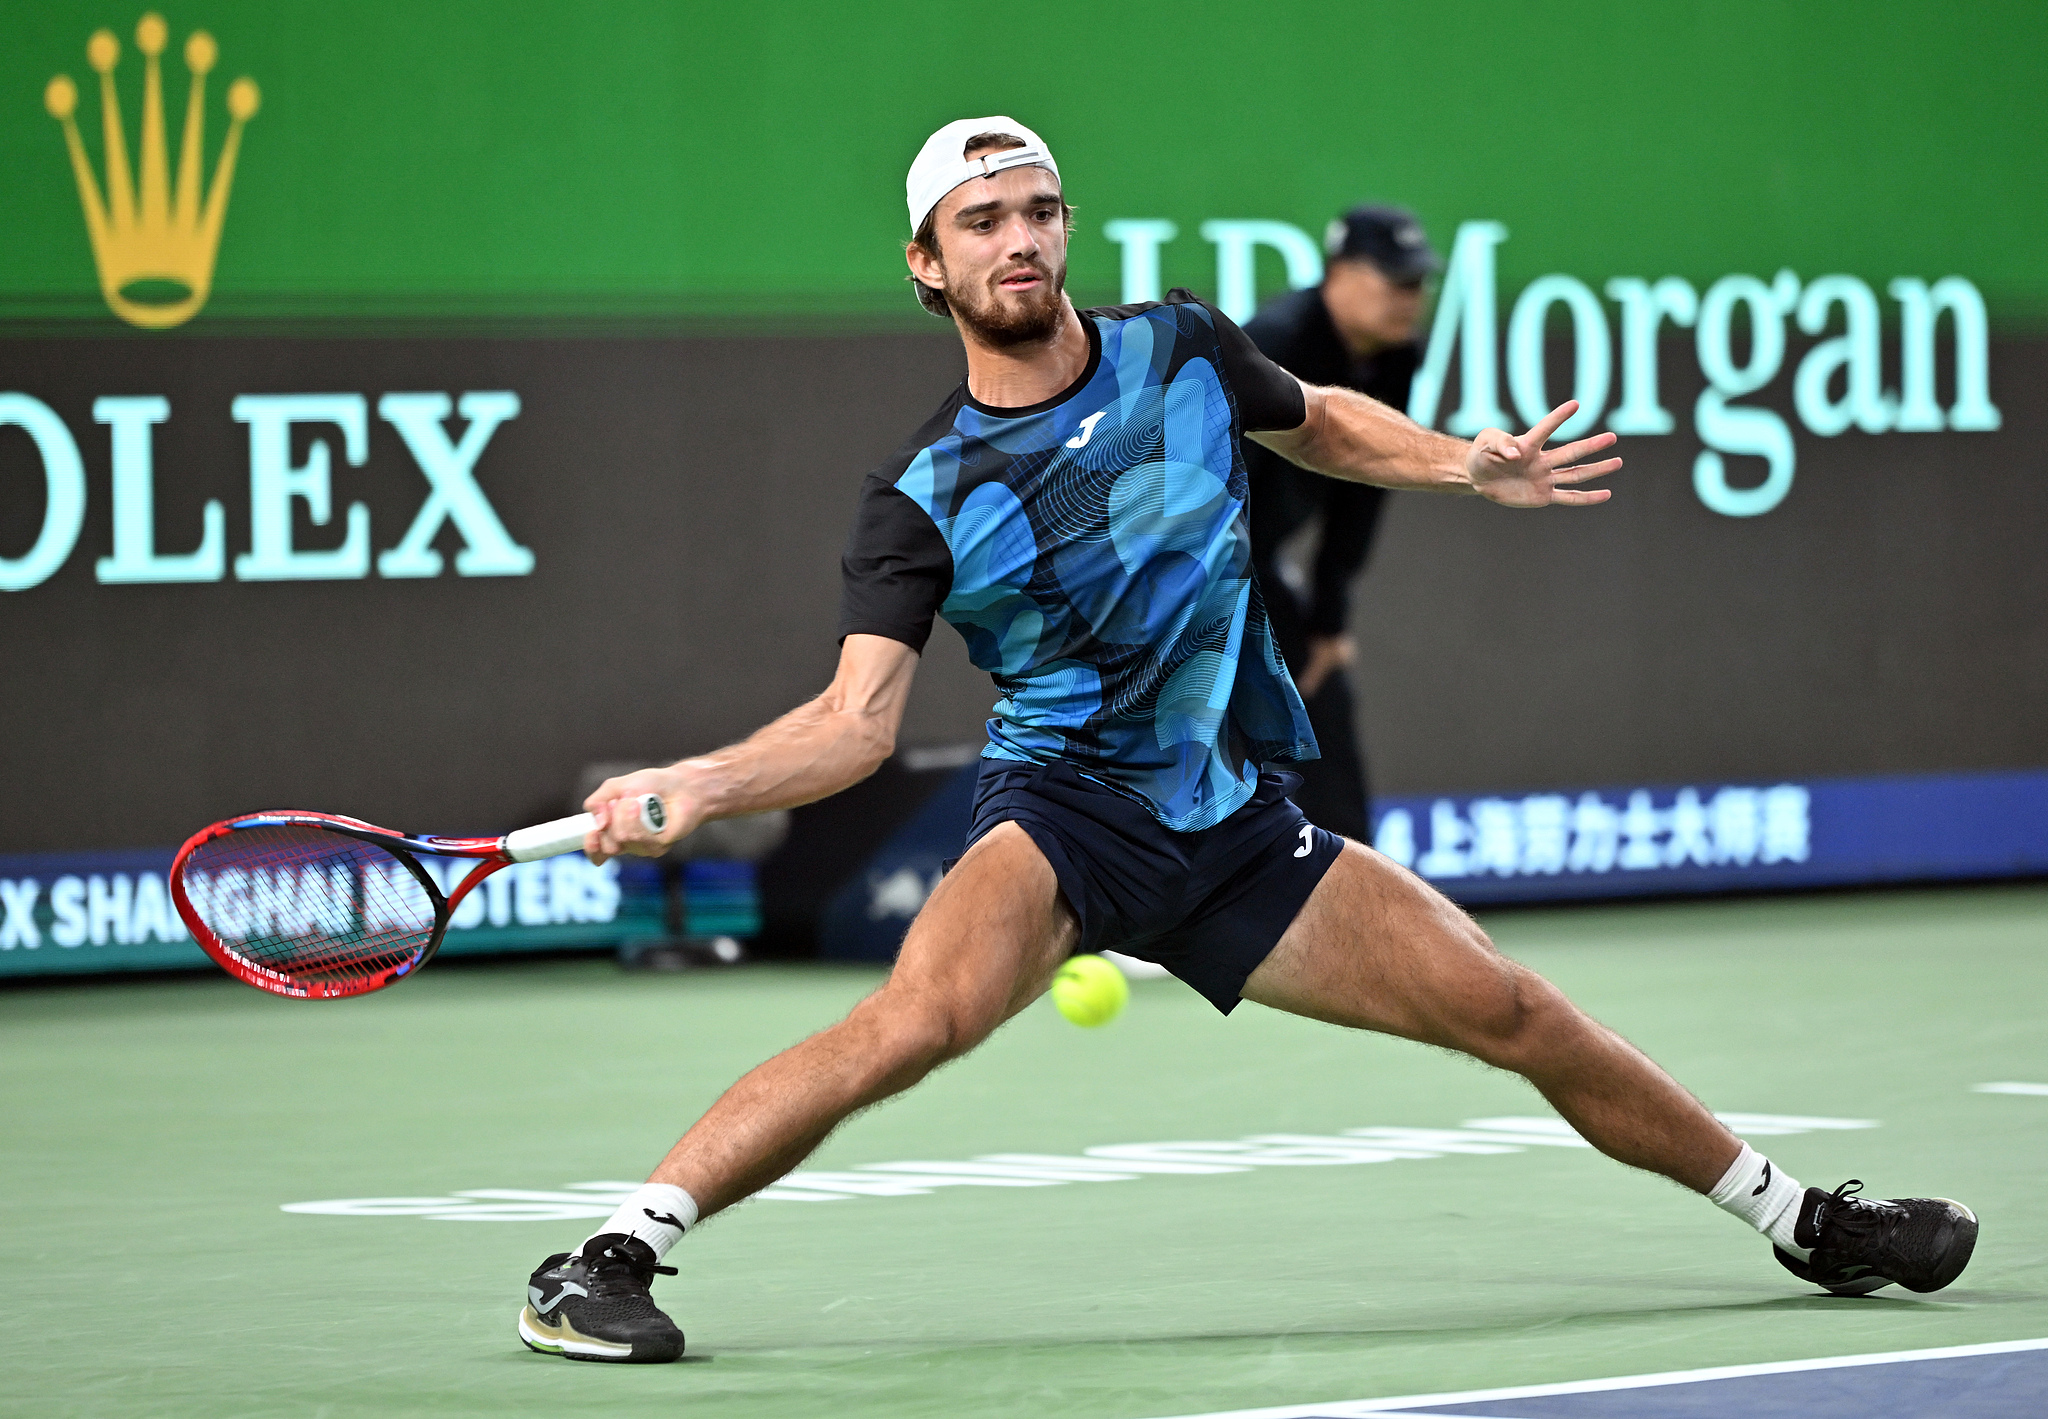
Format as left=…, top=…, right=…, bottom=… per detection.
left=1975, top=1081, right=2048, bottom=1095
left=1142, top=1336, right=2048, bottom=1418
left=282, top=1112, right=1875, bottom=1218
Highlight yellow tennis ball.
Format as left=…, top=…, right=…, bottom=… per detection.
left=1051, top=954, right=1129, bottom=1028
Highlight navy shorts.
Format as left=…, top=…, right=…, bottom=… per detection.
left=958, top=758, right=1346, bottom=1014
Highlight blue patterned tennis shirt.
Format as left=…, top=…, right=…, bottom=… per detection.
left=839, top=291, right=1318, bottom=831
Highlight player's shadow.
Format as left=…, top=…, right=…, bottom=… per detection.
left=908, top=1291, right=2010, bottom=1356
left=627, top=1287, right=2044, bottom=1362
left=1540, top=1284, right=2039, bottom=1316
left=942, top=1297, right=1936, bottom=1358
left=486, top=1352, right=715, bottom=1366
left=1616, top=1291, right=1943, bottom=1316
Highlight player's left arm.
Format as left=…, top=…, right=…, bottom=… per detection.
left=1202, top=293, right=1618, bottom=507
left=1251, top=387, right=1621, bottom=508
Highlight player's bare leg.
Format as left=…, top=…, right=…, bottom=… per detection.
left=1239, top=839, right=1978, bottom=1293
left=1241, top=840, right=1740, bottom=1190
left=650, top=821, right=1077, bottom=1216
left=520, top=823, right=1074, bottom=1361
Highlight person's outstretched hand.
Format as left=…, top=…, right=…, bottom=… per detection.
left=1466, top=400, right=1621, bottom=508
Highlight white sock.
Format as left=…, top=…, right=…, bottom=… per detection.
left=1708, top=1143, right=1808, bottom=1259
left=581, top=1183, right=698, bottom=1262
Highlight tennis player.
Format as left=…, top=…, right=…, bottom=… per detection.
left=517, top=119, right=1977, bottom=1362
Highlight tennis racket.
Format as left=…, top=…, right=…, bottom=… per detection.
left=169, top=794, right=665, bottom=1000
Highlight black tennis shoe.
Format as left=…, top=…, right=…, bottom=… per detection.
left=518, top=1234, right=684, bottom=1362
left=1773, top=1180, right=1979, bottom=1295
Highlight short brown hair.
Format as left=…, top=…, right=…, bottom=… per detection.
left=906, top=132, right=1074, bottom=319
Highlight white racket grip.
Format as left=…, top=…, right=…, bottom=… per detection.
left=503, top=793, right=664, bottom=862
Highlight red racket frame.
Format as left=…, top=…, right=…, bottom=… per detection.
left=170, top=810, right=515, bottom=1000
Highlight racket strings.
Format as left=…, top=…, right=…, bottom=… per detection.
left=181, top=825, right=438, bottom=986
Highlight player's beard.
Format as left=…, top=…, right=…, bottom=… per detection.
left=947, top=255, right=1068, bottom=347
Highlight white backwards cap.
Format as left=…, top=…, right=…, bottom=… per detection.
left=905, top=116, right=1060, bottom=233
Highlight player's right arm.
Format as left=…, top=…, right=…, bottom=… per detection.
left=590, top=413, right=955, bottom=860
left=583, top=632, right=919, bottom=861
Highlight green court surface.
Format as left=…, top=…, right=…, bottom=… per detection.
left=4, top=886, right=2045, bottom=1418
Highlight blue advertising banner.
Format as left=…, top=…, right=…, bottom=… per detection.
left=9, top=769, right=2042, bottom=975
left=818, top=767, right=2048, bottom=961
left=1371, top=769, right=2048, bottom=905
left=0, top=845, right=664, bottom=978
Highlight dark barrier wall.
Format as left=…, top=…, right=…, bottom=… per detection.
left=1352, top=335, right=2048, bottom=796
left=0, top=333, right=981, bottom=850
left=1, top=331, right=2041, bottom=852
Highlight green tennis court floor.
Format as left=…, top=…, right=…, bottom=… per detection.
left=5, top=885, right=2045, bottom=1418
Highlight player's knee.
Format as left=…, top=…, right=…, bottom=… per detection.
left=1456, top=962, right=1574, bottom=1072
left=861, top=988, right=995, bottom=1076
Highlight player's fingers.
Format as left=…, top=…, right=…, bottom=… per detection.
left=612, top=795, right=676, bottom=860
left=583, top=777, right=674, bottom=856
left=1539, top=430, right=1617, bottom=467
left=583, top=801, right=615, bottom=864
left=1549, top=456, right=1624, bottom=484
left=610, top=801, right=654, bottom=845
left=1546, top=487, right=1613, bottom=506
left=654, top=794, right=692, bottom=848
left=1523, top=400, right=1579, bottom=449
left=1471, top=428, right=1521, bottom=461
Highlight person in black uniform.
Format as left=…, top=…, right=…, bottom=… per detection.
left=1244, top=205, right=1443, bottom=841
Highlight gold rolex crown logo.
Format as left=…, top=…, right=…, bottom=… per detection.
left=45, top=13, right=259, bottom=330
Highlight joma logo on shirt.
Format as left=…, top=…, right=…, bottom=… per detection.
left=1066, top=411, right=1107, bottom=449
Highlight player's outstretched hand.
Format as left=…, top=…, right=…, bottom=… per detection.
left=1466, top=400, right=1621, bottom=508
left=583, top=768, right=697, bottom=863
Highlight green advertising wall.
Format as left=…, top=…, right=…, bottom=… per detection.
left=5, top=0, right=2046, bottom=328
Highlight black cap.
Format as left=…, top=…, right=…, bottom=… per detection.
left=1323, top=205, right=1442, bottom=283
